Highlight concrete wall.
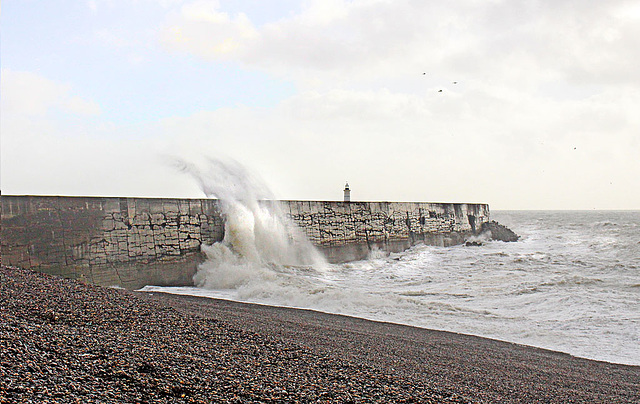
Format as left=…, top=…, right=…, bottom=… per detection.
left=1, top=196, right=489, bottom=289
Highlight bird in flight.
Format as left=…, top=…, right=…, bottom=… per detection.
left=422, top=73, right=461, bottom=93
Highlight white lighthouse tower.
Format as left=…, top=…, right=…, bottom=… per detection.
left=343, top=182, right=351, bottom=202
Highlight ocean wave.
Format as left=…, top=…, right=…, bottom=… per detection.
left=513, top=286, right=540, bottom=295
left=593, top=221, right=619, bottom=227
left=539, top=276, right=604, bottom=288
left=398, top=290, right=471, bottom=298
left=150, top=209, right=640, bottom=366
left=484, top=252, right=509, bottom=257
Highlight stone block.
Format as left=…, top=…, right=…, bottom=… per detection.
left=163, top=200, right=179, bottom=215
left=134, top=198, right=151, bottom=213
left=131, top=213, right=150, bottom=226
left=150, top=213, right=166, bottom=226
left=148, top=199, right=166, bottom=214
left=177, top=200, right=190, bottom=215
left=103, top=199, right=121, bottom=214
left=101, top=218, right=116, bottom=231
left=189, top=200, right=203, bottom=215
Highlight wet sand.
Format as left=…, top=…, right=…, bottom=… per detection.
left=1, top=265, right=638, bottom=403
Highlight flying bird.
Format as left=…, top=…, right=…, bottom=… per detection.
left=438, top=89, right=443, bottom=92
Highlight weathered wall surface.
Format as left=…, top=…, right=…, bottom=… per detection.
left=1, top=196, right=489, bottom=289
left=1, top=196, right=224, bottom=289
left=282, top=200, right=489, bottom=262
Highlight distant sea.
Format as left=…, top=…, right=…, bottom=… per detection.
left=142, top=210, right=640, bottom=366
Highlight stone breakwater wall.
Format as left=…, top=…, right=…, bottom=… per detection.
left=1, top=196, right=489, bottom=289
left=284, top=200, right=489, bottom=262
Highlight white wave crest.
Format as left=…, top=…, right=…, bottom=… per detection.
left=173, top=156, right=326, bottom=291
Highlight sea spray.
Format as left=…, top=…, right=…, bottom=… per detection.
left=173, top=157, right=326, bottom=290
left=143, top=210, right=640, bottom=365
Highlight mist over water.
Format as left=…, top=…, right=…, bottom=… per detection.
left=143, top=160, right=640, bottom=366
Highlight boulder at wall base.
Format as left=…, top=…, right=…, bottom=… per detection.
left=480, top=221, right=519, bottom=242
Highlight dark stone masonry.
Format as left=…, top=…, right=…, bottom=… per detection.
left=1, top=196, right=493, bottom=289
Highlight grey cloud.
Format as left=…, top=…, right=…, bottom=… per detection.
left=161, top=0, right=638, bottom=90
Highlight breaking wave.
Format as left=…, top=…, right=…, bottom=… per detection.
left=141, top=165, right=640, bottom=366
left=172, top=156, right=325, bottom=291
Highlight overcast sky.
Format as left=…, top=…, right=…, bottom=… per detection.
left=2, top=0, right=639, bottom=209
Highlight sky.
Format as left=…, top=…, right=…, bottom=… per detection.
left=2, top=0, right=640, bottom=210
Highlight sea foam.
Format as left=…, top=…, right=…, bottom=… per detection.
left=142, top=159, right=640, bottom=366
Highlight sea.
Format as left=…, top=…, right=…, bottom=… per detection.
left=141, top=209, right=640, bottom=366
left=142, top=158, right=639, bottom=366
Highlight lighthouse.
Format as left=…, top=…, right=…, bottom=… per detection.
left=343, top=182, right=351, bottom=202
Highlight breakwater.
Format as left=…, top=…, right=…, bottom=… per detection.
left=1, top=196, right=490, bottom=289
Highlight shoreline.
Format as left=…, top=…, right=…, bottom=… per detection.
left=2, top=265, right=639, bottom=403
left=140, top=286, right=636, bottom=367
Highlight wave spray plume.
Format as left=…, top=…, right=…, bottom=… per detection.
left=173, top=157, right=326, bottom=291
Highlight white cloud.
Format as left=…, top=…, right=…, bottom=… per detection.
left=150, top=82, right=640, bottom=209
left=157, top=0, right=640, bottom=208
left=161, top=0, right=640, bottom=90
left=163, top=0, right=257, bottom=57
left=66, top=96, right=102, bottom=116
left=2, top=70, right=638, bottom=208
left=3, top=1, right=639, bottom=209
left=0, top=71, right=180, bottom=197
left=1, top=70, right=101, bottom=117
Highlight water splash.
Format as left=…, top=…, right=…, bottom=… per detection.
left=173, top=157, right=326, bottom=290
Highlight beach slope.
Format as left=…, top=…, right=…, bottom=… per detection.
left=1, top=266, right=638, bottom=403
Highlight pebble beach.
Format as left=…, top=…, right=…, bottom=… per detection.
left=1, top=265, right=639, bottom=403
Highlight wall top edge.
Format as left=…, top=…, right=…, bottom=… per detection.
left=1, top=195, right=489, bottom=206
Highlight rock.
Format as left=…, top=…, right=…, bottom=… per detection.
left=480, top=221, right=519, bottom=242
